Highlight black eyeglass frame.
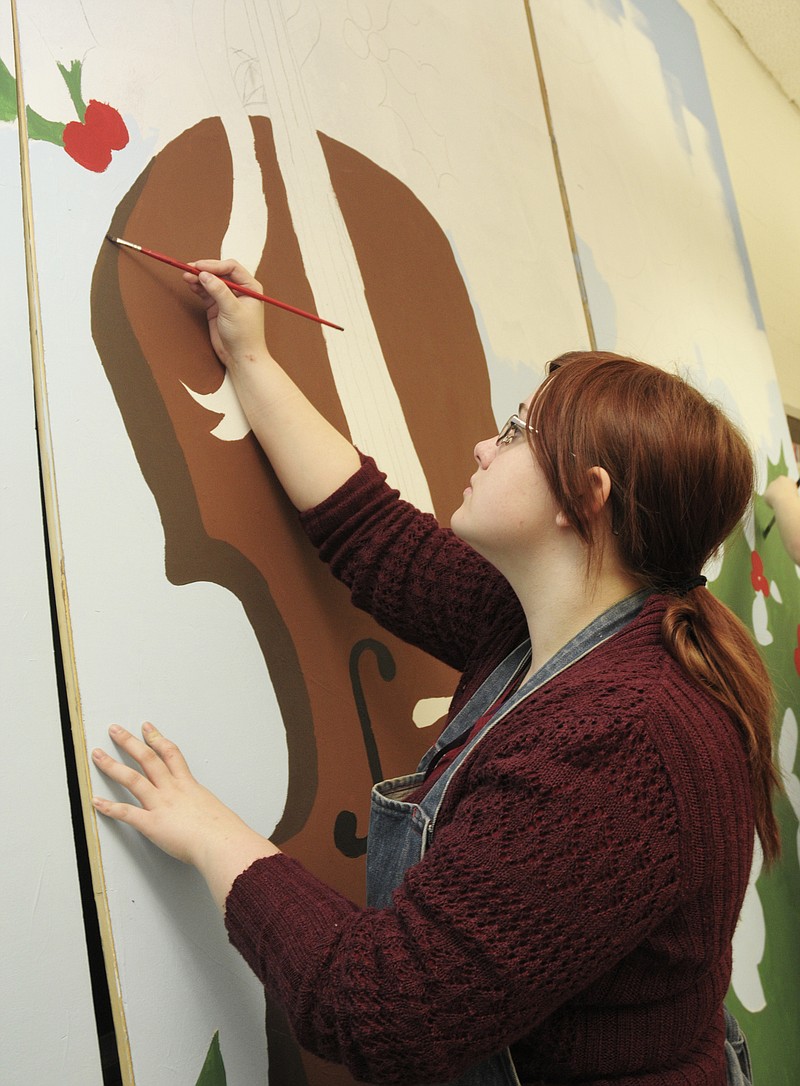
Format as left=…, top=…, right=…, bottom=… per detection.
left=496, top=414, right=534, bottom=446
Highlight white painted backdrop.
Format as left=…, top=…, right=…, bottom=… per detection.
left=5, top=0, right=798, bottom=1082
left=9, top=1, right=584, bottom=1081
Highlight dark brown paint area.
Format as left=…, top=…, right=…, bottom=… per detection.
left=319, top=131, right=498, bottom=516
left=92, top=115, right=496, bottom=1086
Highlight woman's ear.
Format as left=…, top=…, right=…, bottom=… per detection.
left=588, top=467, right=612, bottom=514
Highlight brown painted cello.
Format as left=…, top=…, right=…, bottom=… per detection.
left=93, top=113, right=498, bottom=1085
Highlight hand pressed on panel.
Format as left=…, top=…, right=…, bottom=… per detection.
left=92, top=723, right=279, bottom=909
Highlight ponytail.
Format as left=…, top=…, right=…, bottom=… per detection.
left=662, top=589, right=781, bottom=866
left=528, top=351, right=782, bottom=866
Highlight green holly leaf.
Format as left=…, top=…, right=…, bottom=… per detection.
left=195, top=1031, right=227, bottom=1086
left=0, top=55, right=17, bottom=123
left=56, top=59, right=87, bottom=122
left=1, top=54, right=65, bottom=144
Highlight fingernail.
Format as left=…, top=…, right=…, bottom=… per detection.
left=92, top=748, right=103, bottom=761
left=109, top=724, right=122, bottom=736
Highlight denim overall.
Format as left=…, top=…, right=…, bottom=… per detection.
left=724, top=1008, right=754, bottom=1085
left=365, top=592, right=648, bottom=1085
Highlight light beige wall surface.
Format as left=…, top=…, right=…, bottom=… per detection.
left=682, top=0, right=800, bottom=423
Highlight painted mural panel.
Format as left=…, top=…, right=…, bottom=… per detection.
left=10, top=0, right=794, bottom=1081
left=0, top=12, right=102, bottom=1082
left=8, top=1, right=586, bottom=1080
left=533, top=1, right=800, bottom=1081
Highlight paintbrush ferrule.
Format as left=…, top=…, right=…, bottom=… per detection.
left=108, top=235, right=141, bottom=251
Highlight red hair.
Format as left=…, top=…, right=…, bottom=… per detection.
left=527, top=351, right=781, bottom=865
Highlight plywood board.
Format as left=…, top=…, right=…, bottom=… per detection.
left=9, top=1, right=587, bottom=1080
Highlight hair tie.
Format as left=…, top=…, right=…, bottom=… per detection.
left=677, top=575, right=707, bottom=594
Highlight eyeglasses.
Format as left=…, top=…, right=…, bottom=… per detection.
left=496, top=414, right=532, bottom=446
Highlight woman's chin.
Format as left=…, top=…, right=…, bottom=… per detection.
left=450, top=504, right=478, bottom=548
left=450, top=503, right=466, bottom=537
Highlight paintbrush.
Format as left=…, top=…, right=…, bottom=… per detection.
left=763, top=476, right=800, bottom=538
left=106, top=236, right=344, bottom=331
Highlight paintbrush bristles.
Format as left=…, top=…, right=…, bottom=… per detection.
left=107, top=235, right=141, bottom=251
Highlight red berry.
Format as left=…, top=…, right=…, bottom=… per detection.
left=750, top=550, right=769, bottom=596
left=61, top=100, right=128, bottom=173
left=62, top=119, right=113, bottom=171
left=84, top=99, right=129, bottom=150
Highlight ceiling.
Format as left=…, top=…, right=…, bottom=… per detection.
left=712, top=0, right=800, bottom=106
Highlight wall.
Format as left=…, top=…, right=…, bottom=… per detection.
left=3, top=1, right=799, bottom=1084
left=683, top=0, right=800, bottom=419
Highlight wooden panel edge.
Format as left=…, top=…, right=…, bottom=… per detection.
left=9, top=2, right=135, bottom=1082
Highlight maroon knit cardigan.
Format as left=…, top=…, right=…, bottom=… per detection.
left=225, top=458, right=753, bottom=1085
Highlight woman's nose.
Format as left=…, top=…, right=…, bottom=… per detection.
left=473, top=436, right=497, bottom=467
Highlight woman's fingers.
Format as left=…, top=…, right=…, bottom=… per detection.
left=91, top=742, right=156, bottom=808
left=91, top=723, right=191, bottom=797
left=91, top=724, right=200, bottom=861
left=182, top=259, right=263, bottom=303
left=139, top=722, right=192, bottom=779
left=91, top=721, right=281, bottom=884
left=191, top=258, right=262, bottom=290
left=109, top=723, right=173, bottom=782
left=180, top=258, right=270, bottom=372
left=91, top=793, right=152, bottom=833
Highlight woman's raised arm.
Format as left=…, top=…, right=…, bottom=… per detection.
left=185, top=258, right=361, bottom=511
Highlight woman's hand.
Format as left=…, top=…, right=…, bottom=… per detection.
left=182, top=256, right=361, bottom=510
left=763, top=474, right=800, bottom=563
left=182, top=259, right=270, bottom=371
left=92, top=723, right=280, bottom=909
left=764, top=474, right=799, bottom=508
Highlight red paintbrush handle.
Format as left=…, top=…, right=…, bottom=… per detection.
left=113, top=239, right=344, bottom=331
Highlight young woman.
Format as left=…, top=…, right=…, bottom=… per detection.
left=92, top=260, right=780, bottom=1085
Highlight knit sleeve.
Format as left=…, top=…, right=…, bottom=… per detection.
left=224, top=690, right=688, bottom=1085
left=298, top=455, right=521, bottom=671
